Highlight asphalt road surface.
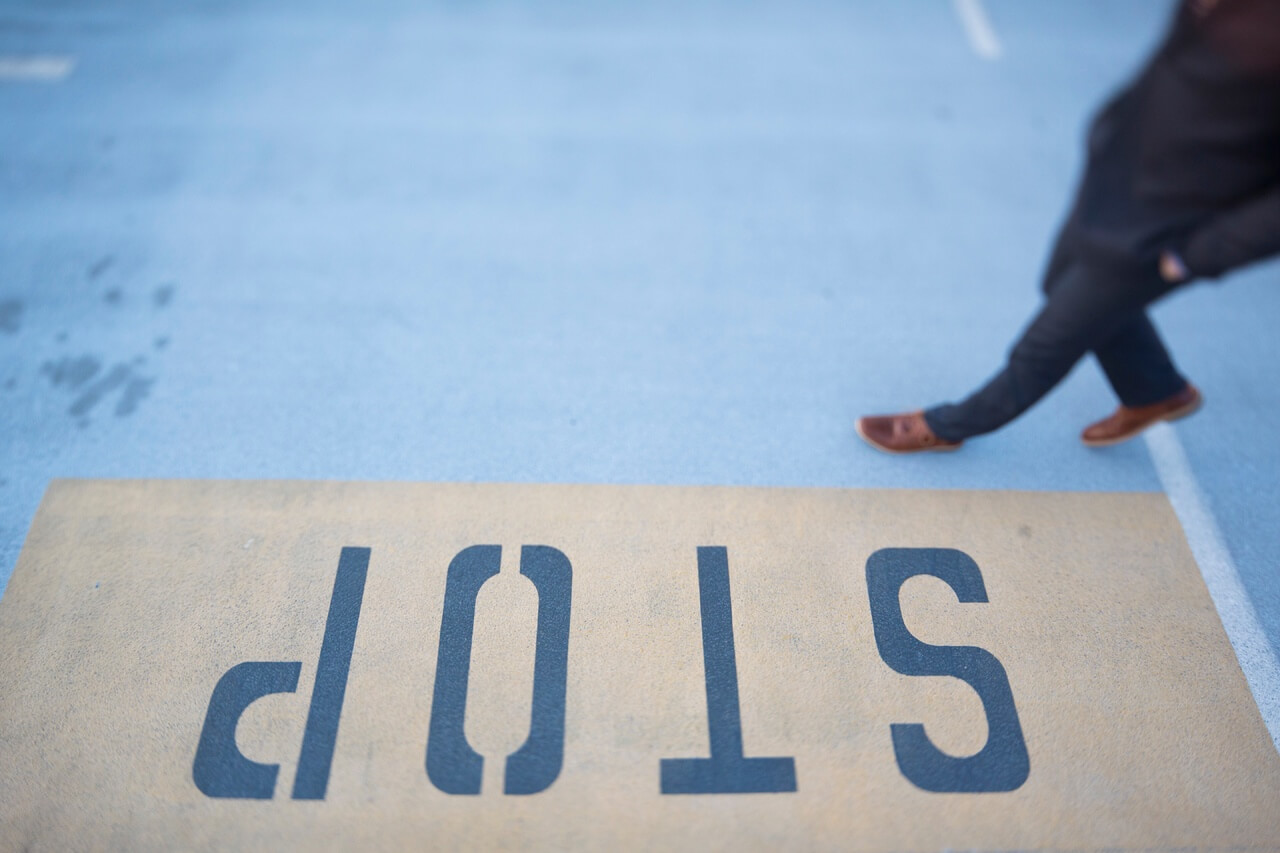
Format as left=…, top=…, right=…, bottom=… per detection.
left=2, top=0, right=1278, bottom=744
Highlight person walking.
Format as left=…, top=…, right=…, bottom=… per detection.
left=858, top=0, right=1280, bottom=454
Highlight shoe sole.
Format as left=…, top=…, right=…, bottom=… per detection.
left=855, top=420, right=963, bottom=455
left=1080, top=393, right=1203, bottom=448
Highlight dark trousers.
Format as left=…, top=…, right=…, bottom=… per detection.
left=923, top=244, right=1190, bottom=442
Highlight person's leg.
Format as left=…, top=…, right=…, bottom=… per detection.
left=1091, top=312, right=1188, bottom=407
left=1039, top=228, right=1075, bottom=298
left=1043, top=233, right=1188, bottom=407
left=924, top=261, right=1171, bottom=441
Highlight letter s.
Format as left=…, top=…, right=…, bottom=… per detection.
left=866, top=548, right=1029, bottom=793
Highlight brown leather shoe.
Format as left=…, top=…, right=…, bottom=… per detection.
left=856, top=411, right=963, bottom=454
left=1081, top=384, right=1202, bottom=447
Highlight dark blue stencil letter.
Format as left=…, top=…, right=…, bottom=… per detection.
left=193, top=661, right=301, bottom=798
left=426, top=544, right=573, bottom=796
left=194, top=547, right=370, bottom=800
left=660, top=546, right=797, bottom=794
left=866, top=548, right=1030, bottom=793
left=426, top=545, right=502, bottom=795
left=292, top=546, right=371, bottom=799
left=504, top=545, right=572, bottom=795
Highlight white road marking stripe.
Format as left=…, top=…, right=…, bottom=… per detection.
left=953, top=0, right=1003, bottom=60
left=0, top=56, right=76, bottom=81
left=1145, top=422, right=1280, bottom=753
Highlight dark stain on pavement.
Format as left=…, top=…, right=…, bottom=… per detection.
left=87, top=255, right=114, bottom=280
left=0, top=299, right=22, bottom=334
left=19, top=278, right=172, bottom=424
left=41, top=355, right=155, bottom=421
left=67, top=363, right=140, bottom=418
left=115, top=374, right=154, bottom=416
left=41, top=355, right=102, bottom=389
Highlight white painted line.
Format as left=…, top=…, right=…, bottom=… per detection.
left=953, top=0, right=1003, bottom=60
left=1145, top=422, right=1280, bottom=753
left=0, top=56, right=77, bottom=82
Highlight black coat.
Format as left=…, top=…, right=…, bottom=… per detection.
left=1065, top=0, right=1280, bottom=279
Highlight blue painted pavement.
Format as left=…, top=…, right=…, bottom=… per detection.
left=2, top=0, right=1278, bottom=673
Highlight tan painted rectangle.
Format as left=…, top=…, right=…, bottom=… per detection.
left=1, top=479, right=1278, bottom=850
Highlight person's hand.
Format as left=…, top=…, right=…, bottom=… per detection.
left=1159, top=250, right=1190, bottom=283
